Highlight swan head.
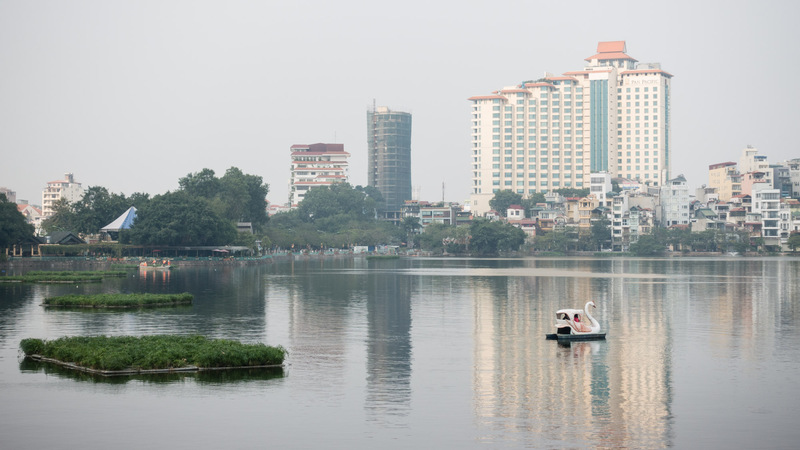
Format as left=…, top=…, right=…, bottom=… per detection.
left=588, top=301, right=596, bottom=309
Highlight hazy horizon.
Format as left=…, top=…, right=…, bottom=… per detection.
left=2, top=0, right=798, bottom=206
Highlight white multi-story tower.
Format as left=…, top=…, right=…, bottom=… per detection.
left=469, top=41, right=672, bottom=216
left=42, top=173, right=83, bottom=218
left=289, top=143, right=350, bottom=205
left=660, top=174, right=690, bottom=227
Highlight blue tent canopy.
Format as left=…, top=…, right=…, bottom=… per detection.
left=100, top=206, right=137, bottom=232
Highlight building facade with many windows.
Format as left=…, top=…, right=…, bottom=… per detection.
left=42, top=173, right=83, bottom=218
left=469, top=41, right=672, bottom=215
left=289, top=143, right=350, bottom=206
left=367, top=106, right=412, bottom=216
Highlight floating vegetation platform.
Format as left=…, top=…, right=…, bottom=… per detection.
left=43, top=292, right=194, bottom=308
left=20, top=335, right=287, bottom=376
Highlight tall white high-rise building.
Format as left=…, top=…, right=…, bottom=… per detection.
left=289, top=143, right=350, bottom=205
left=42, top=173, right=83, bottom=218
left=469, top=41, right=672, bottom=215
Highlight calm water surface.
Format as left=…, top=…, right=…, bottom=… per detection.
left=1, top=257, right=799, bottom=449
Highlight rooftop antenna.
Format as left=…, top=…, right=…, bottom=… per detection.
left=442, top=182, right=445, bottom=203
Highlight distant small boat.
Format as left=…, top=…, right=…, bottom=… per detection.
left=546, top=301, right=606, bottom=341
left=139, top=261, right=172, bottom=270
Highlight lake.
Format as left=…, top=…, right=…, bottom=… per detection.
left=1, top=256, right=799, bottom=449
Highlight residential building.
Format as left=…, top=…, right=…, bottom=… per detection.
left=752, top=187, right=788, bottom=247
left=741, top=171, right=770, bottom=198
left=695, top=185, right=718, bottom=205
left=402, top=200, right=459, bottom=227
left=693, top=207, right=722, bottom=232
left=17, top=203, right=43, bottom=234
left=577, top=195, right=601, bottom=229
left=708, top=162, right=739, bottom=201
left=289, top=143, right=350, bottom=205
left=611, top=193, right=629, bottom=251
left=739, top=146, right=770, bottom=176
left=589, top=172, right=613, bottom=206
left=42, top=173, right=83, bottom=218
left=771, top=165, right=792, bottom=198
left=506, top=204, right=525, bottom=220
left=0, top=187, right=16, bottom=203
left=367, top=106, right=412, bottom=217
left=781, top=158, right=800, bottom=198
left=468, top=41, right=672, bottom=216
left=618, top=206, right=654, bottom=252
left=660, top=175, right=690, bottom=227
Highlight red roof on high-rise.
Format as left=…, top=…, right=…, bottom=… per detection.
left=585, top=40, right=637, bottom=62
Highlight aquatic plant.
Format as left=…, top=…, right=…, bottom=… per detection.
left=20, top=335, right=287, bottom=371
left=43, top=292, right=193, bottom=308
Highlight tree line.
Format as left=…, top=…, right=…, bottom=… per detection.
left=41, top=167, right=269, bottom=248
left=3, top=171, right=529, bottom=256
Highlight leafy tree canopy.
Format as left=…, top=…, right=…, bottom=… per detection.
left=127, top=191, right=236, bottom=246
left=629, top=234, right=666, bottom=256
left=489, top=190, right=523, bottom=217
left=0, top=194, right=34, bottom=248
left=297, top=183, right=380, bottom=224
left=554, top=188, right=590, bottom=198
left=42, top=187, right=150, bottom=235
left=469, top=218, right=526, bottom=256
left=787, top=234, right=800, bottom=252
left=180, top=167, right=269, bottom=231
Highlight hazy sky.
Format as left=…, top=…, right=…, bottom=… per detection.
left=1, top=0, right=798, bottom=206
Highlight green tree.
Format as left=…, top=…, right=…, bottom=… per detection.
left=179, top=167, right=269, bottom=231
left=42, top=188, right=149, bottom=235
left=355, top=185, right=384, bottom=218
left=554, top=188, right=590, bottom=198
left=0, top=194, right=34, bottom=249
left=128, top=191, right=236, bottom=246
left=469, top=218, right=525, bottom=256
left=418, top=223, right=451, bottom=254
left=629, top=234, right=666, bottom=256
left=298, top=183, right=375, bottom=223
left=179, top=168, right=220, bottom=199
left=787, top=233, right=800, bottom=252
left=489, top=190, right=523, bottom=217
left=41, top=198, right=79, bottom=234
left=401, top=216, right=422, bottom=248
left=218, top=167, right=269, bottom=228
left=590, top=217, right=611, bottom=251
left=73, top=186, right=130, bottom=234
left=533, top=230, right=569, bottom=253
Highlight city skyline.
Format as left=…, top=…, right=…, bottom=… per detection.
left=469, top=41, right=672, bottom=215
left=1, top=1, right=798, bottom=206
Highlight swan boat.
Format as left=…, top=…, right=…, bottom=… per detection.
left=545, top=301, right=606, bottom=341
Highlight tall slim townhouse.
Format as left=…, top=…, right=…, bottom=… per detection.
left=469, top=41, right=672, bottom=216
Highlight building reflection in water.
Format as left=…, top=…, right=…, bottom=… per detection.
left=364, top=268, right=413, bottom=423
left=472, top=267, right=672, bottom=448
